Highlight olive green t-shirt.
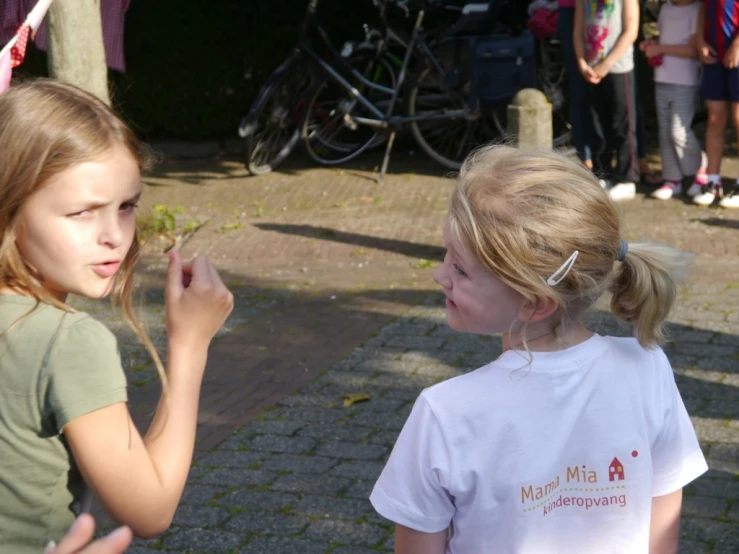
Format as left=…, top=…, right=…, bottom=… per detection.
left=0, top=295, right=128, bottom=553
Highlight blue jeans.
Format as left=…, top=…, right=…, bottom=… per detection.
left=557, top=7, right=592, bottom=162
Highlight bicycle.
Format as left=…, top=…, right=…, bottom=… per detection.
left=302, top=0, right=570, bottom=173
left=238, top=0, right=402, bottom=176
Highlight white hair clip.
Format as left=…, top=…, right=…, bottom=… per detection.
left=546, top=251, right=579, bottom=286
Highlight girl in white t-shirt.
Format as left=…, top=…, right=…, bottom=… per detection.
left=640, top=0, right=707, bottom=201
left=370, top=145, right=707, bottom=554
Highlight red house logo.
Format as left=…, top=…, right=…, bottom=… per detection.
left=609, top=457, right=625, bottom=481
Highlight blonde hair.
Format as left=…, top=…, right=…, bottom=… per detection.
left=0, top=79, right=166, bottom=384
left=449, top=145, right=687, bottom=348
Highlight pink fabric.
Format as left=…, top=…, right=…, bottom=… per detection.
left=558, top=0, right=576, bottom=7
left=0, top=0, right=130, bottom=72
left=528, top=8, right=559, bottom=40
left=0, top=48, right=11, bottom=93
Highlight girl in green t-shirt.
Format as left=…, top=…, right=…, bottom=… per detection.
left=0, top=79, right=234, bottom=552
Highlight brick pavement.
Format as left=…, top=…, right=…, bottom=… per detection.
left=76, top=151, right=738, bottom=552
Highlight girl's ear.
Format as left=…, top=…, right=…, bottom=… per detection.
left=519, top=296, right=559, bottom=323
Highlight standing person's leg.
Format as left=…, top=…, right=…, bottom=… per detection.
left=651, top=83, right=683, bottom=199
left=558, top=7, right=592, bottom=168
left=695, top=62, right=728, bottom=205
left=608, top=71, right=639, bottom=198
left=719, top=67, right=739, bottom=208
left=633, top=54, right=658, bottom=184
left=670, top=84, right=704, bottom=179
left=589, top=81, right=612, bottom=182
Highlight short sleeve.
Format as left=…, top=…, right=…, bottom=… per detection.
left=370, top=393, right=455, bottom=533
left=43, top=314, right=128, bottom=431
left=650, top=353, right=708, bottom=497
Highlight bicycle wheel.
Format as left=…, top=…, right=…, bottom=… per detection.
left=239, top=52, right=316, bottom=175
left=407, top=43, right=502, bottom=170
left=301, top=52, right=397, bottom=166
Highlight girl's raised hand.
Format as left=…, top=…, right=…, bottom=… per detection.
left=165, top=250, right=234, bottom=349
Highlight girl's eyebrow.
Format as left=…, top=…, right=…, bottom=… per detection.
left=126, top=191, right=142, bottom=204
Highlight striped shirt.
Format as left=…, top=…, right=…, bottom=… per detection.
left=704, top=0, right=739, bottom=59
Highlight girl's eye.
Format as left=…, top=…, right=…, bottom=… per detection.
left=68, top=210, right=90, bottom=218
left=121, top=202, right=139, bottom=212
left=453, top=263, right=467, bottom=277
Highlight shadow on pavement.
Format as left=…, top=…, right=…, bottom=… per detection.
left=254, top=223, right=445, bottom=261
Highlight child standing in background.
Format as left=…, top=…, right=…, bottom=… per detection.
left=557, top=0, right=594, bottom=169
left=695, top=0, right=739, bottom=208
left=641, top=0, right=706, bottom=200
left=574, top=0, right=641, bottom=200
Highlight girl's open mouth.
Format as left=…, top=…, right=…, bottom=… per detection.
left=91, top=261, right=120, bottom=278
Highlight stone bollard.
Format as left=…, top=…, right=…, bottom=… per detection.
left=507, top=89, right=553, bottom=149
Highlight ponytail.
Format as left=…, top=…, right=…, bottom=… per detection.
left=609, top=243, right=690, bottom=348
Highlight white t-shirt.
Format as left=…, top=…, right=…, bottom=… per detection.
left=370, top=334, right=707, bottom=554
left=655, top=3, right=701, bottom=86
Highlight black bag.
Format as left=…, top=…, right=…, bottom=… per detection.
left=469, top=30, right=537, bottom=109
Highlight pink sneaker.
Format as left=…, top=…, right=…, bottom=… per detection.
left=687, top=171, right=708, bottom=197
left=651, top=181, right=681, bottom=200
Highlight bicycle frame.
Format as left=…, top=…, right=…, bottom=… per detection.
left=299, top=0, right=469, bottom=133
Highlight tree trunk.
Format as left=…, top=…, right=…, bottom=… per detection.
left=46, top=0, right=109, bottom=105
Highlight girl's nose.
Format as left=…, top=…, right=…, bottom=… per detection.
left=433, top=263, right=452, bottom=289
left=100, top=216, right=123, bottom=248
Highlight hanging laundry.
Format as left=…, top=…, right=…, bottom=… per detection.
left=0, top=0, right=52, bottom=93
left=0, top=0, right=130, bottom=72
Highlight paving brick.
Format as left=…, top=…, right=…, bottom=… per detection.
left=172, top=504, right=232, bottom=528
left=297, top=423, right=374, bottom=442
left=162, top=527, right=245, bottom=552
left=216, top=489, right=298, bottom=511
left=275, top=407, right=349, bottom=424
left=199, top=468, right=277, bottom=487
left=240, top=419, right=306, bottom=435
left=303, top=519, right=388, bottom=545
left=180, top=484, right=228, bottom=505
left=270, top=473, right=353, bottom=495
left=676, top=539, right=710, bottom=554
left=249, top=434, right=317, bottom=454
left=224, top=510, right=310, bottom=535
left=313, top=441, right=388, bottom=460
left=197, top=450, right=263, bottom=468
left=261, top=454, right=338, bottom=474
left=343, top=479, right=376, bottom=499
left=330, top=461, right=385, bottom=480
left=291, top=495, right=372, bottom=519
left=681, top=496, right=729, bottom=518
left=239, top=536, right=329, bottom=554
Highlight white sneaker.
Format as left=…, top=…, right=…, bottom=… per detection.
left=685, top=182, right=703, bottom=197
left=598, top=178, right=609, bottom=189
left=651, top=182, right=681, bottom=200
left=692, top=184, right=723, bottom=206
left=607, top=182, right=636, bottom=201
left=719, top=188, right=739, bottom=208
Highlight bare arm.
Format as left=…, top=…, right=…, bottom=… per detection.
left=696, top=4, right=718, bottom=64
left=64, top=253, right=233, bottom=538
left=598, top=0, right=639, bottom=72
left=573, top=2, right=586, bottom=65
left=654, top=42, right=698, bottom=59
left=574, top=2, right=601, bottom=84
left=395, top=524, right=448, bottom=554
left=649, top=489, right=682, bottom=554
